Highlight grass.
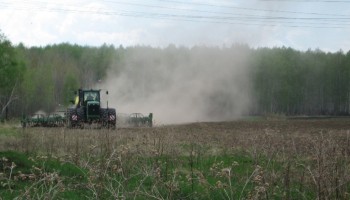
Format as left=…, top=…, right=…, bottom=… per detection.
left=0, top=119, right=350, bottom=199
left=0, top=126, right=20, bottom=137
left=0, top=149, right=261, bottom=199
left=0, top=151, right=87, bottom=199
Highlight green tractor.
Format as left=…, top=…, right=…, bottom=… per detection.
left=66, top=89, right=116, bottom=128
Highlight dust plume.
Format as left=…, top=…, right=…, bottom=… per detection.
left=98, top=45, right=253, bottom=124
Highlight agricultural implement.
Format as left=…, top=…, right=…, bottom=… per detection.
left=21, top=112, right=66, bottom=128
left=117, top=113, right=153, bottom=127
left=128, top=113, right=153, bottom=127
left=66, top=89, right=116, bottom=129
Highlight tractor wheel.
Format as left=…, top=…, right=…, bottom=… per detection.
left=67, top=108, right=77, bottom=128
left=100, top=108, right=108, bottom=127
left=108, top=109, right=116, bottom=129
left=77, top=108, right=85, bottom=128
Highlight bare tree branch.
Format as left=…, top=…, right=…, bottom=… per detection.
left=1, top=79, right=19, bottom=119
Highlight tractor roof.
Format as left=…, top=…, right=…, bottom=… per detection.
left=79, top=89, right=101, bottom=92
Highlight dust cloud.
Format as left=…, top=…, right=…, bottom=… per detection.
left=98, top=45, right=253, bottom=124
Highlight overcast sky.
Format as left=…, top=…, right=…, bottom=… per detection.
left=0, top=0, right=349, bottom=52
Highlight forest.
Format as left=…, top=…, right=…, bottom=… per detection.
left=1, top=31, right=350, bottom=120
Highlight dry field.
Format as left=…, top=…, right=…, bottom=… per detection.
left=1, top=118, right=350, bottom=199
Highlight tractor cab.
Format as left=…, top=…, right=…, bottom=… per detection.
left=74, top=89, right=101, bottom=107
left=75, top=89, right=102, bottom=120
left=82, top=90, right=100, bottom=105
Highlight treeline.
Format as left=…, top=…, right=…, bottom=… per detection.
left=251, top=48, right=350, bottom=115
left=1, top=33, right=350, bottom=119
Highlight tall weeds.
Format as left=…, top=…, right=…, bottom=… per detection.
left=0, top=120, right=350, bottom=199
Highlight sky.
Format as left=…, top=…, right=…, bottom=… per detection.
left=0, top=0, right=349, bottom=52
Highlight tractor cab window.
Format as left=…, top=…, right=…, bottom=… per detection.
left=84, top=92, right=99, bottom=102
